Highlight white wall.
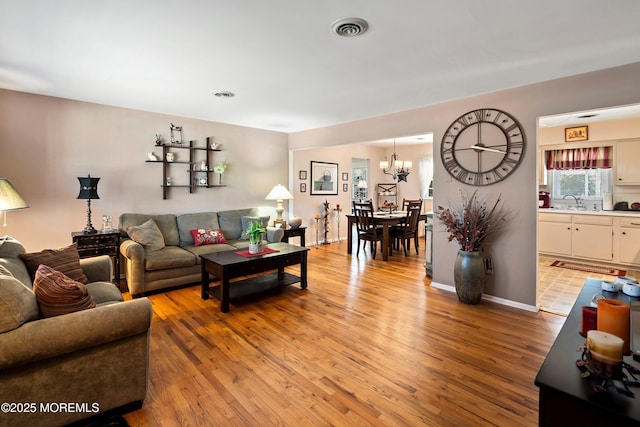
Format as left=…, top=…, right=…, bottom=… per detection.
left=289, top=62, right=640, bottom=308
left=0, top=89, right=289, bottom=251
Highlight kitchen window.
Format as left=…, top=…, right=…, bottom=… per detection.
left=545, top=146, right=613, bottom=202
left=551, top=168, right=612, bottom=200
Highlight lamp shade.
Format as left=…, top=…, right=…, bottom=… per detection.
left=77, top=175, right=100, bottom=200
left=265, top=184, right=293, bottom=200
left=0, top=178, right=29, bottom=211
left=357, top=180, right=368, bottom=189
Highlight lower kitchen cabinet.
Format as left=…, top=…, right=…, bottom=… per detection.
left=539, top=211, right=640, bottom=267
left=571, top=217, right=613, bottom=262
left=619, top=218, right=640, bottom=265
left=539, top=213, right=571, bottom=256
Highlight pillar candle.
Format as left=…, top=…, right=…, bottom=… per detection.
left=587, top=330, right=624, bottom=360
left=581, top=306, right=597, bottom=337
left=597, top=298, right=631, bottom=355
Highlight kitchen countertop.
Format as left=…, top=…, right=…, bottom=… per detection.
left=539, top=208, right=640, bottom=217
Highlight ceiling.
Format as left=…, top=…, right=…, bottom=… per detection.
left=2, top=1, right=640, bottom=134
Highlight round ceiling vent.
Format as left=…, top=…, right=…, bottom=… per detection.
left=331, top=17, right=369, bottom=37
left=212, top=91, right=235, bottom=98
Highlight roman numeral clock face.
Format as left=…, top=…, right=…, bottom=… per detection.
left=441, top=108, right=526, bottom=186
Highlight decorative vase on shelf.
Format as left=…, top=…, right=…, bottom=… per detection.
left=289, top=217, right=302, bottom=229
left=453, top=250, right=486, bottom=304
left=248, top=242, right=263, bottom=254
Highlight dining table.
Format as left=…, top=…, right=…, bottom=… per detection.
left=346, top=211, right=430, bottom=261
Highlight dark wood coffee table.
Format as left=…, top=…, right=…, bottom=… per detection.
left=200, top=242, right=309, bottom=312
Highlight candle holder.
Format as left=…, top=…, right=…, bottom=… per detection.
left=314, top=216, right=322, bottom=248
left=322, top=200, right=330, bottom=245
left=333, top=207, right=342, bottom=242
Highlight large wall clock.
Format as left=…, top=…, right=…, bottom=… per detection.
left=441, top=108, right=526, bottom=186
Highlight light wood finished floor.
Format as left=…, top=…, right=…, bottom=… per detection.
left=122, top=241, right=565, bottom=426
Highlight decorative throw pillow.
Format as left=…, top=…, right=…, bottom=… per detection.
left=240, top=216, right=270, bottom=240
left=190, top=229, right=229, bottom=247
left=32, top=264, right=96, bottom=318
left=19, top=243, right=88, bottom=284
left=126, top=219, right=165, bottom=252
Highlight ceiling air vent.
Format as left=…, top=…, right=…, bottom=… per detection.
left=331, top=18, right=369, bottom=37
left=212, top=91, right=235, bottom=98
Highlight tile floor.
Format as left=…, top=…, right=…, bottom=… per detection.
left=537, top=255, right=640, bottom=316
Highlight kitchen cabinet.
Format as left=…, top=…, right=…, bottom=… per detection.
left=619, top=218, right=640, bottom=265
left=539, top=213, right=613, bottom=262
left=538, top=149, right=547, bottom=186
left=615, top=139, right=640, bottom=184
left=571, top=216, right=613, bottom=262
left=539, top=213, right=571, bottom=256
left=539, top=211, right=640, bottom=267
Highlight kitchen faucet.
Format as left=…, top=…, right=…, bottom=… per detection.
left=562, top=194, right=583, bottom=209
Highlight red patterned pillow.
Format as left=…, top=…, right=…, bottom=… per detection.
left=32, top=264, right=96, bottom=318
left=190, top=229, right=228, bottom=247
left=19, top=243, right=88, bottom=284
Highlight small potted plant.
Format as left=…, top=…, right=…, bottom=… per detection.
left=245, top=220, right=267, bottom=254
left=213, top=160, right=227, bottom=184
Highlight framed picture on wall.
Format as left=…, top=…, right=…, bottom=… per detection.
left=310, top=161, right=338, bottom=195
left=300, top=183, right=306, bottom=192
left=299, top=170, right=307, bottom=180
left=342, top=172, right=349, bottom=181
left=343, top=183, right=348, bottom=192
left=565, top=125, right=588, bottom=142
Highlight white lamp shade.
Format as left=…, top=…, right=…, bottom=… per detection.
left=357, top=180, right=368, bottom=189
left=0, top=179, right=28, bottom=211
left=265, top=184, right=294, bottom=200
left=379, top=160, right=388, bottom=169
left=404, top=161, right=412, bottom=169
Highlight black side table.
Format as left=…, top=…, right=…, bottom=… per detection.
left=72, top=230, right=120, bottom=286
left=282, top=226, right=306, bottom=247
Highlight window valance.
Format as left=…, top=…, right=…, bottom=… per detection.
left=544, top=146, right=612, bottom=170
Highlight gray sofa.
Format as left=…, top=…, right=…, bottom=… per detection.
left=0, top=236, right=153, bottom=427
left=119, top=208, right=285, bottom=297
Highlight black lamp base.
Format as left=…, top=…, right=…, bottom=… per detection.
left=83, top=199, right=97, bottom=234
left=83, top=225, right=98, bottom=234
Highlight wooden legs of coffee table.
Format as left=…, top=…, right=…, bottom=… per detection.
left=201, top=261, right=231, bottom=313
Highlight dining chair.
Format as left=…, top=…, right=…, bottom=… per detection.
left=391, top=200, right=422, bottom=256
left=352, top=200, right=383, bottom=259
left=401, top=198, right=422, bottom=211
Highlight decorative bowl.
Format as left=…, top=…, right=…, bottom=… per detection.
left=289, top=217, right=302, bottom=228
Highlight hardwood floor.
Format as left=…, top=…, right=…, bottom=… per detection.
left=122, top=240, right=565, bottom=426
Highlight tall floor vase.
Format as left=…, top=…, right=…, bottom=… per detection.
left=453, top=250, right=486, bottom=304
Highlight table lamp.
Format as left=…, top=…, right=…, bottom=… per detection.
left=0, top=178, right=29, bottom=226
left=265, top=184, right=293, bottom=228
left=77, top=175, right=100, bottom=234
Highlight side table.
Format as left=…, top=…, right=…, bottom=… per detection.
left=72, top=230, right=120, bottom=286
left=282, top=226, right=306, bottom=247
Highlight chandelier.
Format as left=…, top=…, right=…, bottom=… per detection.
left=380, top=140, right=412, bottom=182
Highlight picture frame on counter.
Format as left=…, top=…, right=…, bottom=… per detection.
left=565, top=125, right=588, bottom=142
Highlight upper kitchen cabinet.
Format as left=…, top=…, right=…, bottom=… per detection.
left=615, top=139, right=640, bottom=185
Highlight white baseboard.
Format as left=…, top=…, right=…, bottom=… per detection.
left=430, top=281, right=538, bottom=312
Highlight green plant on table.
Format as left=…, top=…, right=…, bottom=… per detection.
left=245, top=221, right=267, bottom=244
